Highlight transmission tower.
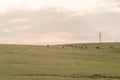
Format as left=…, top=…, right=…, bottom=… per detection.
left=99, top=32, right=102, bottom=43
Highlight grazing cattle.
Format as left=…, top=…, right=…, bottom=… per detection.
left=96, top=46, right=100, bottom=49
left=84, top=46, right=87, bottom=49
left=46, top=45, right=50, bottom=47
left=62, top=46, right=65, bottom=48
left=110, top=46, right=114, bottom=48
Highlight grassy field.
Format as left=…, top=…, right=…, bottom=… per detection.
left=0, top=42, right=120, bottom=80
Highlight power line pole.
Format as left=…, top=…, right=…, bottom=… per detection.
left=99, top=32, right=102, bottom=43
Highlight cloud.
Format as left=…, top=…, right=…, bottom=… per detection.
left=0, top=7, right=120, bottom=44
left=8, top=18, right=29, bottom=23
left=0, top=32, right=79, bottom=45
left=0, top=0, right=120, bottom=14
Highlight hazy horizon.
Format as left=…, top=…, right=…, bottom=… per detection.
left=0, top=0, right=120, bottom=45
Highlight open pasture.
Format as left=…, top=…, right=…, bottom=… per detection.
left=0, top=43, right=120, bottom=80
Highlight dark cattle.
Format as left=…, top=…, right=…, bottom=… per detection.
left=84, top=46, right=87, bottom=49
left=110, top=46, right=114, bottom=48
left=62, top=46, right=65, bottom=48
left=96, top=46, right=100, bottom=49
left=46, top=45, right=50, bottom=47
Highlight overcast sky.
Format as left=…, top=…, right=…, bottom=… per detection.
left=0, top=0, right=120, bottom=45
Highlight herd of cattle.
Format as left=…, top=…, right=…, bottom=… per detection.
left=61, top=45, right=101, bottom=49
left=46, top=44, right=114, bottom=49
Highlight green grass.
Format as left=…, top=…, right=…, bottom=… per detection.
left=0, top=43, right=120, bottom=80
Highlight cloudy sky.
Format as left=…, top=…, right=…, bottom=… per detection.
left=0, top=0, right=120, bottom=45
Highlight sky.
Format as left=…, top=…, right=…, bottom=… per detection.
left=0, top=0, right=120, bottom=45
